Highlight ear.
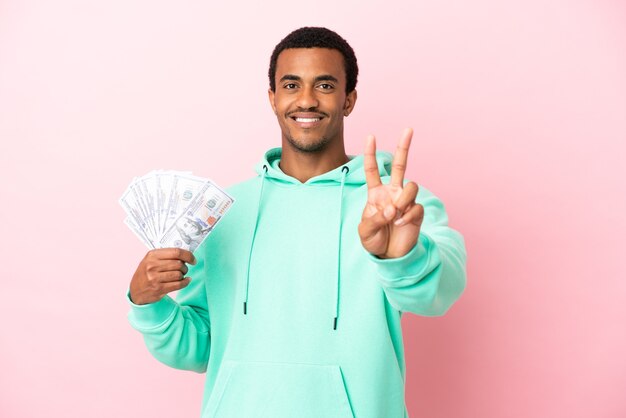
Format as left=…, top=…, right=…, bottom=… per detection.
left=268, top=88, right=277, bottom=115
left=343, top=89, right=357, bottom=116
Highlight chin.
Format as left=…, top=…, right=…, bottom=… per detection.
left=286, top=135, right=331, bottom=153
left=287, top=138, right=329, bottom=152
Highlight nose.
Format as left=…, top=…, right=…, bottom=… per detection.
left=295, top=85, right=319, bottom=110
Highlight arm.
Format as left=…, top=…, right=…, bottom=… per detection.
left=358, top=128, right=466, bottom=315
left=127, top=248, right=210, bottom=372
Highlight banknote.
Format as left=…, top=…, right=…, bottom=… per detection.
left=124, top=217, right=155, bottom=249
left=162, top=173, right=207, bottom=235
left=158, top=179, right=233, bottom=252
left=120, top=180, right=153, bottom=240
left=120, top=171, right=234, bottom=251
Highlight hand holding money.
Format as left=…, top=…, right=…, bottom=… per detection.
left=121, top=170, right=234, bottom=304
left=130, top=248, right=195, bottom=305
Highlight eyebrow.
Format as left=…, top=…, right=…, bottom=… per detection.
left=279, top=74, right=339, bottom=83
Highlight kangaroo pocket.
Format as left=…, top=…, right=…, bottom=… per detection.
left=203, top=360, right=355, bottom=418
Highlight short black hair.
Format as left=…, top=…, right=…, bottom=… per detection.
left=268, top=27, right=358, bottom=93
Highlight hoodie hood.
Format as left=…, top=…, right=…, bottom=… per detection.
left=254, top=147, right=393, bottom=186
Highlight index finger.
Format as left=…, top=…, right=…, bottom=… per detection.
left=364, top=134, right=382, bottom=189
left=153, top=248, right=196, bottom=265
left=390, top=128, right=413, bottom=187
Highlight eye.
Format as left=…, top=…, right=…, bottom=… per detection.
left=283, top=83, right=298, bottom=89
left=318, top=83, right=334, bottom=90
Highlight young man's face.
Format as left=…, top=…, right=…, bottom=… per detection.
left=268, top=48, right=357, bottom=153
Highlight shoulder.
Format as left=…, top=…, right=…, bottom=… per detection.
left=226, top=176, right=262, bottom=200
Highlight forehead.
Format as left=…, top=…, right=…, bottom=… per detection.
left=275, top=48, right=346, bottom=82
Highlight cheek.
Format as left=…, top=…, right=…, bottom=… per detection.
left=274, top=95, right=289, bottom=108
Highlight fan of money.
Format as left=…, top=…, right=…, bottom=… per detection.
left=120, top=171, right=234, bottom=252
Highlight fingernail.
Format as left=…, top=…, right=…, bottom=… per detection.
left=394, top=218, right=404, bottom=226
left=384, top=206, right=395, bottom=219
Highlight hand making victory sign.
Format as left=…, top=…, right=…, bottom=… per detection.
left=358, top=128, right=424, bottom=259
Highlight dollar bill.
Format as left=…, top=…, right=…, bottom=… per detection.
left=120, top=171, right=234, bottom=251
left=158, top=179, right=234, bottom=252
left=119, top=180, right=153, bottom=241
left=162, top=173, right=207, bottom=235
left=124, top=216, right=155, bottom=249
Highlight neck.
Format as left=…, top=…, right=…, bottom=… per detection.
left=279, top=140, right=348, bottom=183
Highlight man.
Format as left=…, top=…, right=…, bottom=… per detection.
left=128, top=27, right=466, bottom=418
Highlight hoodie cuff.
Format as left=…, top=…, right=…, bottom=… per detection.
left=126, top=290, right=178, bottom=329
left=366, top=233, right=441, bottom=286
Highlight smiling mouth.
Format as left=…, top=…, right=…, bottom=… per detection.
left=289, top=113, right=326, bottom=128
left=293, top=117, right=321, bottom=123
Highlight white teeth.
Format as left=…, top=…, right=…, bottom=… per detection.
left=295, top=117, right=320, bottom=123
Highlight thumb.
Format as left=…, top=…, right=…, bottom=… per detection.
left=359, top=206, right=391, bottom=241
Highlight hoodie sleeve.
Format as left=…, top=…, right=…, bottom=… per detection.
left=127, top=255, right=210, bottom=373
left=366, top=186, right=467, bottom=316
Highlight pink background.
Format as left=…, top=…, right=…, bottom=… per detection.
left=1, top=0, right=625, bottom=417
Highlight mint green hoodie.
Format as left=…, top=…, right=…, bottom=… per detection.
left=128, top=148, right=466, bottom=418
